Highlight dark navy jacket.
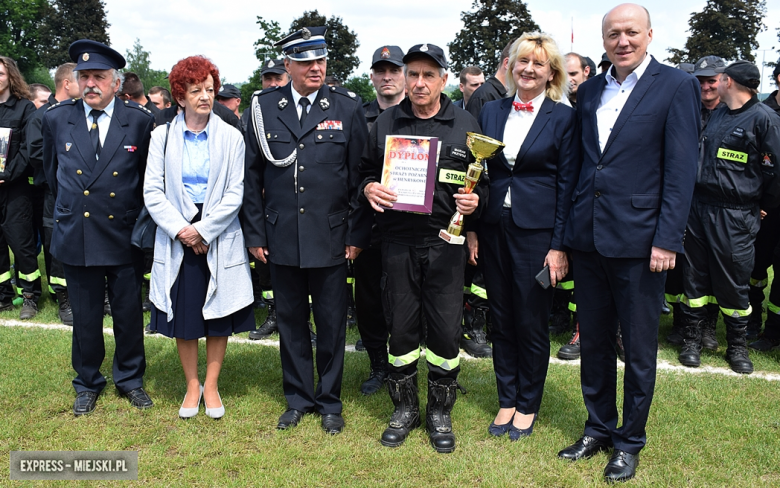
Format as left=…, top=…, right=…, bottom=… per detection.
left=478, top=96, right=578, bottom=250
left=564, top=57, right=701, bottom=257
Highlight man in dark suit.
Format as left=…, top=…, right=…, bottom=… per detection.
left=559, top=4, right=700, bottom=482
left=242, top=26, right=370, bottom=435
left=42, top=40, right=155, bottom=416
left=465, top=40, right=512, bottom=120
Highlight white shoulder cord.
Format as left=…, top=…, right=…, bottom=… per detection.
left=251, top=95, right=299, bottom=192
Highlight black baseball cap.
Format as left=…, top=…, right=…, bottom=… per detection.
left=584, top=56, right=597, bottom=78
left=261, top=59, right=286, bottom=76
left=217, top=84, right=241, bottom=99
left=403, top=44, right=447, bottom=69
left=677, top=63, right=695, bottom=74
left=692, top=56, right=725, bottom=77
left=598, top=52, right=611, bottom=68
left=371, top=46, right=404, bottom=69
left=724, top=60, right=761, bottom=89
left=69, top=39, right=126, bottom=70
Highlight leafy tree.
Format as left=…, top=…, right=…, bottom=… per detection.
left=40, top=0, right=111, bottom=69
left=448, top=0, right=540, bottom=75
left=289, top=10, right=360, bottom=82
left=666, top=0, right=766, bottom=64
left=124, top=39, right=169, bottom=92
left=343, top=74, right=375, bottom=103
left=765, top=27, right=779, bottom=83
left=253, top=16, right=284, bottom=62
left=0, top=0, right=50, bottom=78
left=239, top=69, right=263, bottom=112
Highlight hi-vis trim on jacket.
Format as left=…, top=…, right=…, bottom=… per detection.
left=389, top=347, right=421, bottom=367
left=426, top=348, right=460, bottom=371
left=439, top=168, right=466, bottom=185
left=717, top=147, right=748, bottom=163
left=767, top=301, right=780, bottom=315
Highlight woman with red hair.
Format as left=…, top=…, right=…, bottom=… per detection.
left=144, top=56, right=253, bottom=419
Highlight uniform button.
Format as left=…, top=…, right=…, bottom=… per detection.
left=329, top=134, right=333, bottom=139
left=299, top=165, right=305, bottom=171
left=84, top=212, right=90, bottom=218
left=76, top=169, right=83, bottom=175
left=83, top=190, right=89, bottom=196
left=594, top=191, right=601, bottom=198
left=110, top=192, right=115, bottom=197
left=299, top=187, right=305, bottom=192
left=299, top=143, right=304, bottom=149
left=299, top=208, right=305, bottom=214
left=108, top=215, right=114, bottom=220
left=597, top=165, right=603, bottom=170
left=113, top=171, right=118, bottom=176
left=317, top=135, right=322, bottom=140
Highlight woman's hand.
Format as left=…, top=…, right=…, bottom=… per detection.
left=454, top=188, right=479, bottom=215
left=544, top=249, right=568, bottom=288
left=177, top=225, right=204, bottom=248
left=466, top=231, right=479, bottom=266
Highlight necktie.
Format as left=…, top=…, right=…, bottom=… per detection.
left=89, top=109, right=105, bottom=158
left=513, top=101, right=533, bottom=112
left=299, top=98, right=310, bottom=128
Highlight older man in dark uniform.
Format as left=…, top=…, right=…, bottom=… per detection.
left=42, top=40, right=155, bottom=416
left=242, top=27, right=370, bottom=435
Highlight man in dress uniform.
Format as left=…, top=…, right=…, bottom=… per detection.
left=42, top=40, right=155, bottom=416
left=242, top=27, right=370, bottom=434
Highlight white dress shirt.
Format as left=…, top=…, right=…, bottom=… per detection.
left=596, top=54, right=652, bottom=152
left=290, top=84, right=318, bottom=119
left=501, top=91, right=546, bottom=207
left=82, top=97, right=116, bottom=153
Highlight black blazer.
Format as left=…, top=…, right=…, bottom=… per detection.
left=478, top=96, right=577, bottom=250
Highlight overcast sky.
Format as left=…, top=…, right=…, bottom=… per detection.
left=103, top=0, right=780, bottom=92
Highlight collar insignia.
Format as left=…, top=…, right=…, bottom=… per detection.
left=278, top=97, right=288, bottom=109
left=319, top=98, right=330, bottom=110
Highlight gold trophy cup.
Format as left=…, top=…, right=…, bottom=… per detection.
left=439, top=132, right=505, bottom=245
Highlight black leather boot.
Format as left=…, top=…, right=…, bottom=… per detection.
left=361, top=348, right=388, bottom=395
left=557, top=321, right=580, bottom=360
left=746, top=282, right=766, bottom=340
left=678, top=319, right=702, bottom=367
left=249, top=300, right=277, bottom=340
left=380, top=372, right=420, bottom=448
left=461, top=306, right=492, bottom=358
left=426, top=377, right=466, bottom=454
left=56, top=289, right=73, bottom=326
left=701, top=305, right=719, bottom=351
left=725, top=317, right=754, bottom=374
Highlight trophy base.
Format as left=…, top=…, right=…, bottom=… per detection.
left=439, top=229, right=465, bottom=245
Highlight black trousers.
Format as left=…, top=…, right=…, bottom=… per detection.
left=383, top=241, right=463, bottom=379
left=270, top=262, right=346, bottom=415
left=40, top=187, right=66, bottom=293
left=482, top=211, right=554, bottom=414
left=573, top=249, right=665, bottom=454
left=0, top=178, right=42, bottom=300
left=681, top=200, right=759, bottom=323
left=64, top=257, right=145, bottom=394
left=354, top=246, right=387, bottom=351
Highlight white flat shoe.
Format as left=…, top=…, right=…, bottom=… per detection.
left=179, top=384, right=203, bottom=419
left=205, top=390, right=224, bottom=419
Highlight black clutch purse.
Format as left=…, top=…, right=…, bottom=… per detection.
left=131, top=122, right=169, bottom=251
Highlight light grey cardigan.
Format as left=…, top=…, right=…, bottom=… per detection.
left=144, top=112, right=253, bottom=321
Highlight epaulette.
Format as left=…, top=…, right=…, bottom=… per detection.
left=123, top=99, right=155, bottom=118
left=46, top=98, right=80, bottom=111
left=329, top=86, right=360, bottom=102
left=256, top=86, right=280, bottom=97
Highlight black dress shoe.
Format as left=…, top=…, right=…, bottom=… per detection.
left=123, top=387, right=153, bottom=409
left=558, top=435, right=611, bottom=461
left=604, top=449, right=639, bottom=482
left=277, top=408, right=305, bottom=430
left=73, top=391, right=98, bottom=416
left=321, top=413, right=344, bottom=435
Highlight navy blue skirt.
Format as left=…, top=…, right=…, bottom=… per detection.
left=149, top=209, right=254, bottom=340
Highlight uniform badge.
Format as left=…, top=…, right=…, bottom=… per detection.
left=267, top=60, right=275, bottom=68
left=278, top=97, right=288, bottom=109
left=381, top=47, right=391, bottom=59
left=124, top=146, right=137, bottom=152
left=302, top=27, right=311, bottom=40
left=319, top=98, right=330, bottom=110
left=763, top=154, right=775, bottom=168
left=82, top=53, right=90, bottom=61
left=420, top=44, right=429, bottom=52
left=65, top=143, right=72, bottom=152
left=348, top=91, right=356, bottom=98
left=316, top=120, right=343, bottom=131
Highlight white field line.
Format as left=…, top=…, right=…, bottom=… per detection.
left=4, top=319, right=780, bottom=382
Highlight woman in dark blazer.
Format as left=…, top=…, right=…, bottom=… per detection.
left=474, top=32, right=577, bottom=440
